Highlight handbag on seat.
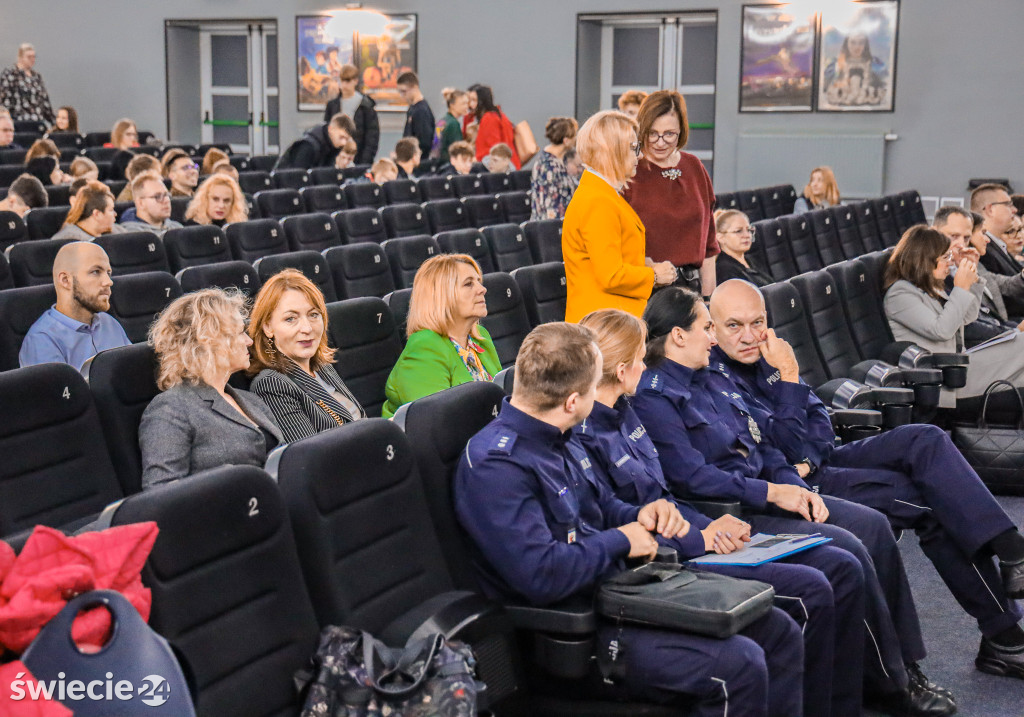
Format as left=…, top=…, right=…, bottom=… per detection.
left=952, top=379, right=1024, bottom=495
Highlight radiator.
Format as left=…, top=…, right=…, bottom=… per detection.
left=736, top=133, right=887, bottom=199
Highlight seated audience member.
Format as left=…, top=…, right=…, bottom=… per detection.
left=455, top=321, right=805, bottom=717
left=435, top=140, right=474, bottom=176
left=382, top=254, right=500, bottom=418
left=275, top=112, right=355, bottom=171
left=632, top=287, right=956, bottom=716
left=68, top=156, right=99, bottom=182
left=434, top=88, right=468, bottom=163
left=200, top=147, right=229, bottom=176
left=397, top=71, right=435, bottom=158
left=1003, top=216, right=1024, bottom=263
left=324, top=63, right=379, bottom=165
left=24, top=138, right=70, bottom=185
left=530, top=116, right=578, bottom=220
left=212, top=159, right=239, bottom=181
left=884, top=225, right=1024, bottom=401
left=0, top=173, right=47, bottom=216
left=120, top=171, right=183, bottom=237
left=248, top=270, right=365, bottom=441
left=19, top=242, right=130, bottom=371
left=793, top=166, right=840, bottom=213
left=162, top=148, right=199, bottom=198
left=53, top=180, right=123, bottom=240
left=713, top=209, right=773, bottom=287
left=1011, top=194, right=1024, bottom=220
left=971, top=183, right=1021, bottom=276
left=138, top=289, right=283, bottom=488
left=184, top=173, right=247, bottom=227
left=472, top=85, right=520, bottom=168
left=393, top=136, right=421, bottom=179
left=709, top=278, right=1024, bottom=679
left=368, top=157, right=398, bottom=185
left=50, top=105, right=78, bottom=134
left=578, top=308, right=867, bottom=717
left=107, top=118, right=139, bottom=151
left=617, top=89, right=648, bottom=119
left=334, top=140, right=357, bottom=170
left=117, top=153, right=161, bottom=201
left=0, top=113, right=20, bottom=149
left=482, top=142, right=514, bottom=173
left=562, top=147, right=583, bottom=181
left=68, top=177, right=89, bottom=201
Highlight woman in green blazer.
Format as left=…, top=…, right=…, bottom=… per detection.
left=383, top=254, right=502, bottom=418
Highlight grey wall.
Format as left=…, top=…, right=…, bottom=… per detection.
left=2, top=0, right=1021, bottom=199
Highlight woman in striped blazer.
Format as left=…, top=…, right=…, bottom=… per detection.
left=248, top=269, right=365, bottom=443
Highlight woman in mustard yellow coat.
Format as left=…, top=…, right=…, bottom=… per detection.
left=562, top=110, right=677, bottom=323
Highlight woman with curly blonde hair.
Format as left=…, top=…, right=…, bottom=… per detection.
left=138, top=288, right=283, bottom=488
left=184, top=173, right=248, bottom=227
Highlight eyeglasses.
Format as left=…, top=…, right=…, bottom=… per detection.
left=647, top=130, right=680, bottom=145
left=938, top=251, right=954, bottom=263
left=988, top=200, right=1015, bottom=209
left=143, top=192, right=170, bottom=202
left=723, top=226, right=755, bottom=236
left=629, top=142, right=642, bottom=157
left=174, top=162, right=199, bottom=172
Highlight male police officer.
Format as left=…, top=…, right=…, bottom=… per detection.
left=709, top=278, right=1024, bottom=681
left=455, top=322, right=805, bottom=717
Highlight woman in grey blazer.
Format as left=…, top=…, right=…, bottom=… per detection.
left=139, top=289, right=283, bottom=488
left=883, top=226, right=1024, bottom=403
left=248, top=269, right=365, bottom=443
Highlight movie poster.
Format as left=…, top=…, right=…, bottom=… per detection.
left=296, top=13, right=417, bottom=112
left=740, top=5, right=816, bottom=112
left=818, top=1, right=898, bottom=112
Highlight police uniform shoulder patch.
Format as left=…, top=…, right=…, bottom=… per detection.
left=489, top=432, right=517, bottom=455
left=644, top=373, right=664, bottom=393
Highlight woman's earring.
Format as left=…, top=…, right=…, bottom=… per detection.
left=266, top=336, right=277, bottom=358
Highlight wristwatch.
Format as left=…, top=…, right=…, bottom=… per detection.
left=796, top=458, right=817, bottom=476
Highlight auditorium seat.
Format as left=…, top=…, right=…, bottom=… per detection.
left=343, top=181, right=386, bottom=210
left=0, top=284, right=56, bottom=370
left=509, top=169, right=532, bottom=191
left=83, top=131, right=111, bottom=147
left=45, top=184, right=70, bottom=207
left=169, top=197, right=190, bottom=224
left=341, top=164, right=370, bottom=180
left=380, top=203, right=429, bottom=238
left=736, top=189, right=765, bottom=222
left=512, top=262, right=567, bottom=326
left=416, top=175, right=455, bottom=200
left=522, top=219, right=563, bottom=264
left=894, top=190, right=928, bottom=234
left=270, top=168, right=310, bottom=190
left=482, top=223, right=534, bottom=272
left=107, top=271, right=182, bottom=343
left=463, top=195, right=505, bottom=228
left=307, top=167, right=344, bottom=186
left=237, top=170, right=273, bottom=194
left=383, top=178, right=420, bottom=205
left=254, top=188, right=304, bottom=219
left=782, top=214, right=824, bottom=274
left=480, top=272, right=531, bottom=368
left=756, top=218, right=798, bottom=281
left=452, top=174, right=487, bottom=197
left=806, top=209, right=845, bottom=267
left=113, top=200, right=134, bottom=220
left=415, top=158, right=439, bottom=177
left=757, top=185, right=795, bottom=219
left=323, top=243, right=395, bottom=299
left=381, top=234, right=440, bottom=288
left=853, top=200, right=885, bottom=253
left=225, top=218, right=289, bottom=262
left=0, top=253, right=11, bottom=291
left=105, top=179, right=127, bottom=198
left=300, top=184, right=348, bottom=214
left=0, top=363, right=123, bottom=538
left=333, top=207, right=387, bottom=244
left=83, top=146, right=119, bottom=163
left=424, top=198, right=470, bottom=234
left=0, top=165, right=25, bottom=189
left=46, top=132, right=84, bottom=150
left=435, top=228, right=495, bottom=274
left=324, top=297, right=403, bottom=416
left=107, top=465, right=320, bottom=717
left=248, top=154, right=279, bottom=172
left=826, top=257, right=896, bottom=362
left=95, top=231, right=171, bottom=275
left=281, top=212, right=341, bottom=253
left=870, top=197, right=901, bottom=247
left=227, top=155, right=251, bottom=172
left=253, top=250, right=337, bottom=302
left=481, top=172, right=513, bottom=194
left=7, top=237, right=73, bottom=287
left=498, top=190, right=532, bottom=225
left=176, top=260, right=261, bottom=296
left=858, top=248, right=894, bottom=303
left=25, top=205, right=70, bottom=239
left=715, top=192, right=739, bottom=210
left=163, top=225, right=231, bottom=273
left=0, top=210, right=27, bottom=253
left=383, top=288, right=412, bottom=338
left=0, top=148, right=26, bottom=164
left=829, top=205, right=867, bottom=260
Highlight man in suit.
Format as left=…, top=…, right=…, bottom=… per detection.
left=971, top=183, right=1021, bottom=276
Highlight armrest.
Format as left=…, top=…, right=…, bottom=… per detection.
left=828, top=408, right=883, bottom=426
left=818, top=379, right=913, bottom=410
left=892, top=342, right=970, bottom=369
left=382, top=590, right=508, bottom=644
left=861, top=386, right=916, bottom=404
left=504, top=596, right=597, bottom=635
left=688, top=500, right=742, bottom=519
left=850, top=360, right=942, bottom=387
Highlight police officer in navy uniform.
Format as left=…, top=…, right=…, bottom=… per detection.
left=455, top=322, right=805, bottom=717
left=574, top=308, right=867, bottom=717
left=631, top=287, right=957, bottom=717
left=708, top=278, right=1024, bottom=679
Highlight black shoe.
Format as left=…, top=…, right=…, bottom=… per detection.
left=976, top=636, right=1024, bottom=679
left=907, top=662, right=955, bottom=703
left=1000, top=558, right=1024, bottom=599
left=867, top=682, right=957, bottom=717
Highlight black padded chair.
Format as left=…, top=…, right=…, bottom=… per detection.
left=509, top=169, right=532, bottom=191
left=416, top=175, right=455, bottom=201
left=308, top=167, right=345, bottom=186
left=781, top=214, right=824, bottom=274
left=45, top=184, right=71, bottom=207
left=47, top=132, right=84, bottom=149
left=237, top=170, right=273, bottom=194
left=163, top=225, right=231, bottom=273
left=435, top=228, right=495, bottom=274
left=281, top=212, right=341, bottom=253
left=806, top=209, right=846, bottom=267
left=755, top=218, right=797, bottom=281
left=95, top=231, right=171, bottom=276
left=715, top=192, right=739, bottom=211
left=0, top=148, right=27, bottom=164
left=0, top=210, right=27, bottom=253
left=522, top=219, right=562, bottom=264
left=254, top=250, right=337, bottom=302
left=452, top=174, right=486, bottom=197
left=853, top=200, right=885, bottom=253
left=300, top=184, right=348, bottom=214
left=482, top=223, right=533, bottom=272
left=736, top=189, right=765, bottom=222
left=829, top=206, right=867, bottom=260
left=383, top=288, right=413, bottom=338
left=169, top=197, right=190, bottom=224
left=107, top=466, right=321, bottom=717
left=342, top=165, right=369, bottom=180
left=383, top=178, right=420, bottom=205
left=83, top=146, right=120, bottom=163
left=898, top=190, right=927, bottom=226
left=270, top=168, right=310, bottom=190
left=480, top=272, right=531, bottom=369
left=343, top=181, right=386, bottom=210
left=424, top=198, right=470, bottom=234
left=0, top=284, right=56, bottom=370
left=757, top=185, right=786, bottom=219
left=325, top=297, right=403, bottom=416
left=249, top=154, right=279, bottom=172
left=381, top=235, right=440, bottom=289
left=497, top=191, right=532, bottom=225
left=481, top=172, right=514, bottom=194
left=176, top=260, right=261, bottom=297
left=228, top=155, right=251, bottom=172
left=332, top=208, right=387, bottom=244
left=0, top=252, right=11, bottom=290
left=8, top=237, right=73, bottom=287
left=870, top=197, right=901, bottom=247
left=25, top=205, right=70, bottom=239
left=380, top=203, right=430, bottom=238
left=225, top=218, right=288, bottom=262
left=0, top=363, right=123, bottom=539
left=84, top=131, right=111, bottom=147
left=107, top=271, right=182, bottom=343
left=512, top=262, right=567, bottom=326
left=463, top=195, right=505, bottom=228
left=825, top=258, right=896, bottom=362
left=323, top=243, right=395, bottom=299
left=254, top=189, right=303, bottom=219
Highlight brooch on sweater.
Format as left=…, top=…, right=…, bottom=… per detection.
left=661, top=168, right=682, bottom=181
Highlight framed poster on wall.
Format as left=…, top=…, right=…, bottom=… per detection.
left=739, top=4, right=816, bottom=112
left=295, top=12, right=418, bottom=112
left=817, top=0, right=899, bottom=112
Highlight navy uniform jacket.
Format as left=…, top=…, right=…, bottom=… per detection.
left=631, top=359, right=809, bottom=509
left=454, top=399, right=638, bottom=606
left=576, top=398, right=708, bottom=559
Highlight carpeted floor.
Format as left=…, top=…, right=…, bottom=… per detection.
left=862, top=495, right=1024, bottom=717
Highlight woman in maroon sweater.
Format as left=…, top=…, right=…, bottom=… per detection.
left=622, top=90, right=719, bottom=297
